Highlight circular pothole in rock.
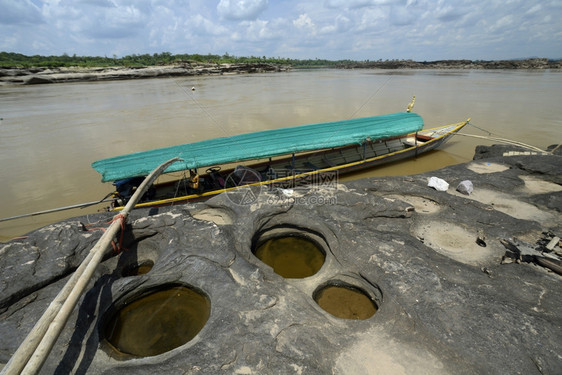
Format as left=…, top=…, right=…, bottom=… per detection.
left=414, top=221, right=496, bottom=265
left=121, top=259, right=154, bottom=277
left=103, top=284, right=210, bottom=358
left=314, top=282, right=378, bottom=320
left=252, top=228, right=327, bottom=278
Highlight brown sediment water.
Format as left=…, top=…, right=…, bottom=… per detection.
left=104, top=285, right=210, bottom=357
left=314, top=284, right=377, bottom=320
left=254, top=235, right=325, bottom=278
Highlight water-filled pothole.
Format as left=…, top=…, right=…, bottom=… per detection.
left=314, top=283, right=377, bottom=320
left=104, top=284, right=210, bottom=357
left=122, top=260, right=154, bottom=277
left=253, top=231, right=326, bottom=278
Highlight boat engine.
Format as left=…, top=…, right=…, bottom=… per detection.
left=112, top=177, right=155, bottom=207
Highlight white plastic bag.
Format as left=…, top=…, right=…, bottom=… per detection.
left=428, top=176, right=449, bottom=191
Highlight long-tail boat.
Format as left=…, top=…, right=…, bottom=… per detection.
left=92, top=110, right=469, bottom=210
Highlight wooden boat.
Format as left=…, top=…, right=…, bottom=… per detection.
left=92, top=111, right=469, bottom=210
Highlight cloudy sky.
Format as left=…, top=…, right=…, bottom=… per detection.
left=1, top=0, right=561, bottom=60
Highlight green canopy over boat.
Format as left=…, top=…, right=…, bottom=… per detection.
left=92, top=112, right=423, bottom=183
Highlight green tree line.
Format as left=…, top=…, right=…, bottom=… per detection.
left=0, top=51, right=361, bottom=68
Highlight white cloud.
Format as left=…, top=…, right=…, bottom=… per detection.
left=217, top=0, right=268, bottom=21
left=356, top=8, right=387, bottom=31
left=389, top=4, right=416, bottom=26
left=489, top=15, right=515, bottom=33
left=335, top=14, right=352, bottom=32
left=324, top=0, right=398, bottom=9
left=0, top=0, right=559, bottom=60
left=320, top=14, right=352, bottom=34
left=76, top=0, right=116, bottom=8
left=526, top=4, right=541, bottom=15
left=293, top=14, right=315, bottom=31
left=185, top=14, right=225, bottom=37
left=240, top=19, right=281, bottom=41
left=435, top=5, right=468, bottom=22
left=86, top=5, right=146, bottom=38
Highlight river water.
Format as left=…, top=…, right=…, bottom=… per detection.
left=1, top=69, right=561, bottom=240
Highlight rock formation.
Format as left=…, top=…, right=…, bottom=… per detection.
left=0, top=63, right=289, bottom=85
left=0, top=148, right=560, bottom=374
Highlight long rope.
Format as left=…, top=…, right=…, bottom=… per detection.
left=453, top=133, right=547, bottom=153
left=171, top=169, right=190, bottom=205
left=0, top=198, right=114, bottom=223
left=83, top=214, right=127, bottom=254
left=461, top=121, right=551, bottom=153
left=309, top=76, right=394, bottom=149
left=174, top=80, right=232, bottom=137
left=349, top=76, right=392, bottom=119
left=466, top=121, right=494, bottom=136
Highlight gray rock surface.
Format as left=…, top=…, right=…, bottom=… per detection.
left=1, top=150, right=561, bottom=374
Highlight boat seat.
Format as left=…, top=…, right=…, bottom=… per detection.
left=304, top=161, right=319, bottom=171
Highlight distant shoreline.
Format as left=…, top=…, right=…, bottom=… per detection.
left=1, top=59, right=560, bottom=85
left=337, top=58, right=562, bottom=70
left=0, top=62, right=289, bottom=85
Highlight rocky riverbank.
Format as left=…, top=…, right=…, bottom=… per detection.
left=1, top=145, right=561, bottom=374
left=2, top=58, right=560, bottom=86
left=0, top=62, right=289, bottom=85
left=339, top=58, right=562, bottom=70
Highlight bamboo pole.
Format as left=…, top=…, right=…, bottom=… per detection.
left=1, top=157, right=180, bottom=375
